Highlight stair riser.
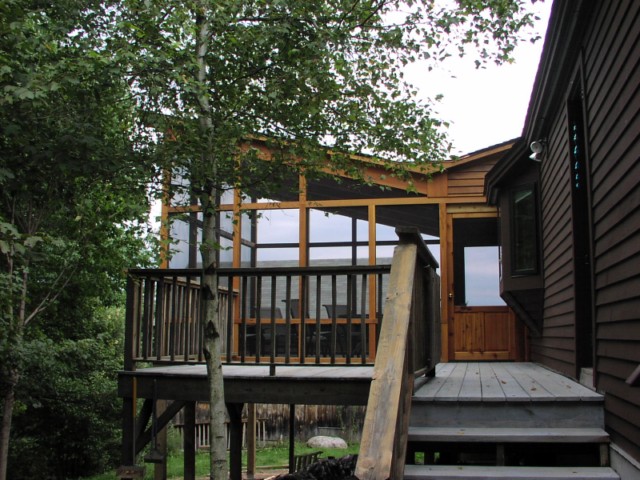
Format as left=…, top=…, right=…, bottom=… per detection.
left=410, top=402, right=604, bottom=429
left=404, top=465, right=620, bottom=479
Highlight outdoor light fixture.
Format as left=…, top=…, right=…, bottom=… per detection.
left=529, top=140, right=546, bottom=162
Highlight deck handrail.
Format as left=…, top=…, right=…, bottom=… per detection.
left=355, top=227, right=440, bottom=480
left=123, top=228, right=439, bottom=374
left=124, top=263, right=394, bottom=369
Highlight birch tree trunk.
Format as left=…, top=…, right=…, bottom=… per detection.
left=200, top=196, right=228, bottom=480
left=0, top=373, right=17, bottom=480
left=195, top=6, right=228, bottom=479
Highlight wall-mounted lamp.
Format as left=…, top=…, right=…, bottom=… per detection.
left=529, top=140, right=546, bottom=162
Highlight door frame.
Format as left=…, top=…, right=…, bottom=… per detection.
left=440, top=205, right=523, bottom=362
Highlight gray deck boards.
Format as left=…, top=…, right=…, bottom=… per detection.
left=414, top=363, right=602, bottom=402
left=118, top=364, right=374, bottom=405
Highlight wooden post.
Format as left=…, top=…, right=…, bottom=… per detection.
left=288, top=404, right=296, bottom=473
left=154, top=400, right=167, bottom=480
left=227, top=403, right=245, bottom=480
left=247, top=404, right=257, bottom=476
left=439, top=202, right=451, bottom=362
left=120, top=395, right=136, bottom=467
left=183, top=402, right=196, bottom=480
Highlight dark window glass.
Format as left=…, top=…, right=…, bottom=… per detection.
left=511, top=185, right=538, bottom=275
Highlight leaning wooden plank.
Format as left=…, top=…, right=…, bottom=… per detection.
left=355, top=242, right=417, bottom=480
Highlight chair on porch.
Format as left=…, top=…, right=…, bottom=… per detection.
left=283, top=299, right=330, bottom=356
left=250, top=307, right=297, bottom=356
left=324, top=304, right=366, bottom=356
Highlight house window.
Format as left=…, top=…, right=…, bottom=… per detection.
left=510, top=185, right=538, bottom=275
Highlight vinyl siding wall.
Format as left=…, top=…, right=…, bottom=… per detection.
left=536, top=0, right=640, bottom=463
left=584, top=0, right=640, bottom=463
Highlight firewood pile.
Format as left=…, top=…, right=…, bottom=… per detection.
left=270, top=454, right=358, bottom=480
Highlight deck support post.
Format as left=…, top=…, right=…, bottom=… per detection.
left=153, top=400, right=168, bottom=480
left=121, top=395, right=136, bottom=467
left=227, top=402, right=245, bottom=480
left=183, top=402, right=196, bottom=480
left=289, top=404, right=296, bottom=473
left=247, top=403, right=257, bottom=476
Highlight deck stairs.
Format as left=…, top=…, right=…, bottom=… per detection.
left=404, top=363, right=620, bottom=479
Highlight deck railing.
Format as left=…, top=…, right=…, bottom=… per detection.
left=124, top=229, right=439, bottom=373
left=124, top=264, right=394, bottom=368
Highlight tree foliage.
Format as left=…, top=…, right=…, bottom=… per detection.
left=0, top=1, right=156, bottom=478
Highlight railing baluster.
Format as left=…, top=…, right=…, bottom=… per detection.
left=226, top=274, right=234, bottom=364
left=314, top=275, right=322, bottom=364
left=300, top=274, right=307, bottom=364
left=285, top=275, right=292, bottom=363
left=330, top=275, right=337, bottom=364
left=240, top=276, right=248, bottom=363
left=155, top=276, right=165, bottom=361
left=255, top=277, right=262, bottom=363
left=197, top=273, right=204, bottom=363
left=124, top=276, right=137, bottom=371
left=169, top=276, right=177, bottom=361
left=360, top=274, right=367, bottom=365
left=183, top=277, right=191, bottom=362
left=141, top=278, right=153, bottom=360
left=270, top=275, right=277, bottom=365
left=346, top=274, right=353, bottom=363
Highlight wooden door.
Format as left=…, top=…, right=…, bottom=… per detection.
left=445, top=211, right=522, bottom=361
left=453, top=306, right=519, bottom=360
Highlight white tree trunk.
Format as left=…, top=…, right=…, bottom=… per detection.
left=201, top=192, right=228, bottom=480
left=0, top=374, right=17, bottom=480
left=195, top=6, right=228, bottom=478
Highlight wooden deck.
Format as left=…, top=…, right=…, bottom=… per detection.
left=119, top=361, right=602, bottom=407
left=414, top=362, right=602, bottom=402
left=118, top=364, right=374, bottom=405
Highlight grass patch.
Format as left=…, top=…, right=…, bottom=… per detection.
left=84, top=442, right=359, bottom=480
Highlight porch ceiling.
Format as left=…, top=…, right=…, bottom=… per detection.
left=266, top=175, right=441, bottom=237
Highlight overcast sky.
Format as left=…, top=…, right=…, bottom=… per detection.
left=409, top=1, right=552, bottom=155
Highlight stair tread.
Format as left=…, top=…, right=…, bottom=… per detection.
left=404, top=465, right=620, bottom=479
left=408, top=426, right=610, bottom=443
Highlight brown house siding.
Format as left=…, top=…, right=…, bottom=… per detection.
left=487, top=0, right=640, bottom=466
left=584, top=0, right=640, bottom=462
left=536, top=108, right=576, bottom=376
left=447, top=157, right=500, bottom=197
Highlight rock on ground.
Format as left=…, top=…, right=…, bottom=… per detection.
left=306, top=436, right=348, bottom=449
